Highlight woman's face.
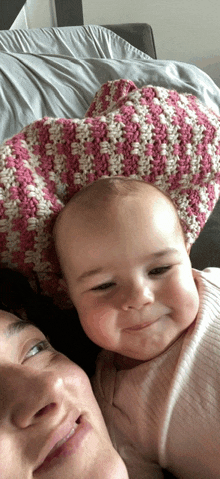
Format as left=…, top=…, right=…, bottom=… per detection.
left=0, top=310, right=128, bottom=479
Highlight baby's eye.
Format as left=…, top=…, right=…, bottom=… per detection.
left=91, top=282, right=115, bottom=291
left=149, top=266, right=171, bottom=276
left=25, top=340, right=52, bottom=360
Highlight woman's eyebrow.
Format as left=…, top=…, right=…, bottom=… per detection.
left=5, top=320, right=34, bottom=338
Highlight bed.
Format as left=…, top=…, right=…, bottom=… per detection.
left=0, top=21, right=220, bottom=479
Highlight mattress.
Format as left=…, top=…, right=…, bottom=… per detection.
left=0, top=24, right=220, bottom=144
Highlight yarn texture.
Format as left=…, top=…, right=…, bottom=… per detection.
left=0, top=79, right=220, bottom=305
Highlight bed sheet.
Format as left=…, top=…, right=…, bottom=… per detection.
left=0, top=25, right=220, bottom=144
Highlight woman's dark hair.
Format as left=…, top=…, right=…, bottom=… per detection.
left=0, top=268, right=100, bottom=376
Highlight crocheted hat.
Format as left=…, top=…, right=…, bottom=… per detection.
left=0, top=79, right=220, bottom=306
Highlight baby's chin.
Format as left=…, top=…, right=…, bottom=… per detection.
left=113, top=353, right=147, bottom=370
left=113, top=329, right=187, bottom=368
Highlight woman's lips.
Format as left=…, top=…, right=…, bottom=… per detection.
left=34, top=415, right=92, bottom=474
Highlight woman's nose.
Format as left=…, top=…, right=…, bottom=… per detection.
left=121, top=282, right=154, bottom=311
left=0, top=365, right=64, bottom=428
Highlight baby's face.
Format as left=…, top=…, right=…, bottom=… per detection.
left=60, top=188, right=199, bottom=361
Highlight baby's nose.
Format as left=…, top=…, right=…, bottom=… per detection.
left=0, top=365, right=64, bottom=428
left=121, top=282, right=154, bottom=311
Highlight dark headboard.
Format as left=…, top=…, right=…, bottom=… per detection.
left=54, top=0, right=83, bottom=28
left=0, top=0, right=84, bottom=30
left=102, top=23, right=157, bottom=59
left=1, top=0, right=26, bottom=30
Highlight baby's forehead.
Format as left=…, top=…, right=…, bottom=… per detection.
left=67, top=179, right=169, bottom=210
left=64, top=180, right=179, bottom=232
left=54, top=179, right=186, bottom=261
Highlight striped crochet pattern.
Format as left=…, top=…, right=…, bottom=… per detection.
left=1, top=79, right=220, bottom=306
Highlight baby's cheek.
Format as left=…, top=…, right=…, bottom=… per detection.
left=161, top=276, right=180, bottom=300
left=188, top=280, right=200, bottom=314
left=175, top=272, right=199, bottom=314
left=78, top=305, right=113, bottom=343
left=161, top=273, right=189, bottom=304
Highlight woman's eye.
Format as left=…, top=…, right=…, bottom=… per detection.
left=25, top=340, right=52, bottom=360
left=149, top=266, right=171, bottom=276
left=91, top=282, right=115, bottom=291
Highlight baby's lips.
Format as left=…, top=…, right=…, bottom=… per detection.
left=124, top=320, right=157, bottom=331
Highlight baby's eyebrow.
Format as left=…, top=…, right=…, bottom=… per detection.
left=77, top=267, right=104, bottom=283
left=77, top=248, right=179, bottom=282
left=5, top=320, right=34, bottom=338
left=150, top=247, right=179, bottom=258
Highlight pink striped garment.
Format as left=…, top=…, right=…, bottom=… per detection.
left=0, top=79, right=220, bottom=306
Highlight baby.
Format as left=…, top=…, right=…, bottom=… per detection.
left=54, top=177, right=220, bottom=479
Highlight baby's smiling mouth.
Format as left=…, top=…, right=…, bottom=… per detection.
left=124, top=320, right=157, bottom=331
left=124, top=310, right=171, bottom=332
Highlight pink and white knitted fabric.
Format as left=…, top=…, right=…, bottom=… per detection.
left=1, top=79, right=220, bottom=305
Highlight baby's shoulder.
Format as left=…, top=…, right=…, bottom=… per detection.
left=196, top=267, right=220, bottom=289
